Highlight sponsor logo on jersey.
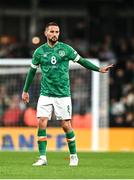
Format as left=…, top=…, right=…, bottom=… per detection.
left=58, top=50, right=65, bottom=57
left=43, top=52, right=51, bottom=57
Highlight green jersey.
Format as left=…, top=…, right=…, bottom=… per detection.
left=31, top=41, right=80, bottom=97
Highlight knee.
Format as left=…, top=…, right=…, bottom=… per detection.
left=38, top=117, right=48, bottom=129
left=61, top=121, right=72, bottom=133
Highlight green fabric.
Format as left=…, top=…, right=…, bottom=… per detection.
left=66, top=131, right=75, bottom=139
left=31, top=42, right=80, bottom=97
left=78, top=57, right=100, bottom=72
left=38, top=129, right=47, bottom=136
left=23, top=67, right=37, bottom=92
left=66, top=131, right=76, bottom=154
left=23, top=41, right=100, bottom=96
left=38, top=129, right=47, bottom=156
left=38, top=141, right=47, bottom=155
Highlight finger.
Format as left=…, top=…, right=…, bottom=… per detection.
left=26, top=98, right=29, bottom=103
left=22, top=98, right=28, bottom=104
left=108, top=64, right=114, bottom=68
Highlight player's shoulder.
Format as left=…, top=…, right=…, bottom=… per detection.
left=33, top=43, right=46, bottom=55
left=58, top=41, right=74, bottom=50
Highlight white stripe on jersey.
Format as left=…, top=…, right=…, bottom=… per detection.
left=31, top=63, right=38, bottom=69
left=74, top=54, right=80, bottom=62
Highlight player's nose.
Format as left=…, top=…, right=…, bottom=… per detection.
left=53, top=32, right=58, bottom=36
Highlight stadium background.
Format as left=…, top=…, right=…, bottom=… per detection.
left=0, top=0, right=134, bottom=152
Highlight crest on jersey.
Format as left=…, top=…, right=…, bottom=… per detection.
left=58, top=50, right=65, bottom=57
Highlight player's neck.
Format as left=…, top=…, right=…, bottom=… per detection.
left=47, top=41, right=58, bottom=47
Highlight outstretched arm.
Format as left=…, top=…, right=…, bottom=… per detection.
left=77, top=57, right=113, bottom=73
left=22, top=67, right=37, bottom=103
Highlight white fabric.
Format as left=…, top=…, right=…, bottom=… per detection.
left=68, top=137, right=75, bottom=142
left=31, top=63, right=38, bottom=69
left=37, top=96, right=72, bottom=120
left=74, top=54, right=80, bottom=62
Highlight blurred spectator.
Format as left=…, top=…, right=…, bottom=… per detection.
left=128, top=37, right=134, bottom=58
left=110, top=115, right=125, bottom=127
left=115, top=38, right=130, bottom=62
left=124, top=60, right=134, bottom=83
left=23, top=104, right=37, bottom=127
left=110, top=98, right=125, bottom=117
left=0, top=35, right=30, bottom=58
left=124, top=91, right=134, bottom=112
left=110, top=68, right=125, bottom=101
left=0, top=36, right=11, bottom=58
left=73, top=21, right=87, bottom=39
left=98, top=43, right=116, bottom=62
left=2, top=94, right=23, bottom=126
left=73, top=38, right=90, bottom=57
left=0, top=85, right=10, bottom=125
left=125, top=112, right=134, bottom=127
left=72, top=106, right=92, bottom=128
left=89, top=45, right=99, bottom=58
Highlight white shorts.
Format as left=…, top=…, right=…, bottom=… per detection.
left=37, top=96, right=72, bottom=120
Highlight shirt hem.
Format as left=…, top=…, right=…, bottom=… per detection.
left=40, top=94, right=71, bottom=97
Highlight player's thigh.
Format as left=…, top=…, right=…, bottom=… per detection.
left=37, top=96, right=53, bottom=119
left=53, top=97, right=72, bottom=120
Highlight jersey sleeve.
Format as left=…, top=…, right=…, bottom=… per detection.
left=31, top=49, right=41, bottom=69
left=67, top=45, right=80, bottom=62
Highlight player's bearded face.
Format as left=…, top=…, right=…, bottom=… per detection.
left=46, top=26, right=60, bottom=43
left=50, top=36, right=58, bottom=42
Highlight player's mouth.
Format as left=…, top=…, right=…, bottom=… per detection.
left=51, top=37, right=57, bottom=41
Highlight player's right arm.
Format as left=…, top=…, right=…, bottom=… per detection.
left=22, top=49, right=40, bottom=104
left=22, top=67, right=37, bottom=103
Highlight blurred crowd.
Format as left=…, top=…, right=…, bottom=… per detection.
left=88, top=34, right=134, bottom=127
left=0, top=31, right=134, bottom=127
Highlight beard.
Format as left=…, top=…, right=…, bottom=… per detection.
left=49, top=36, right=58, bottom=43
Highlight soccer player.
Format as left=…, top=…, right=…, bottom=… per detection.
left=22, top=22, right=113, bottom=166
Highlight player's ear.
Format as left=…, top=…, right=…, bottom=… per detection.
left=44, top=30, right=47, bottom=37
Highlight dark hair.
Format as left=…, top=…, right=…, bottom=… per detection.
left=45, top=22, right=59, bottom=30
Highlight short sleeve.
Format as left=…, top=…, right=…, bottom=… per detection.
left=67, top=45, right=80, bottom=62
left=31, top=49, right=41, bottom=69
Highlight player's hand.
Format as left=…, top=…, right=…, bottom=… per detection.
left=22, top=92, right=29, bottom=104
left=99, top=64, right=114, bottom=73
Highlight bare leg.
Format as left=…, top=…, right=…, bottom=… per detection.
left=61, top=120, right=78, bottom=166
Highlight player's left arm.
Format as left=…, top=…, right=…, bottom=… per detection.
left=67, top=45, right=113, bottom=73
left=77, top=57, right=114, bottom=73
